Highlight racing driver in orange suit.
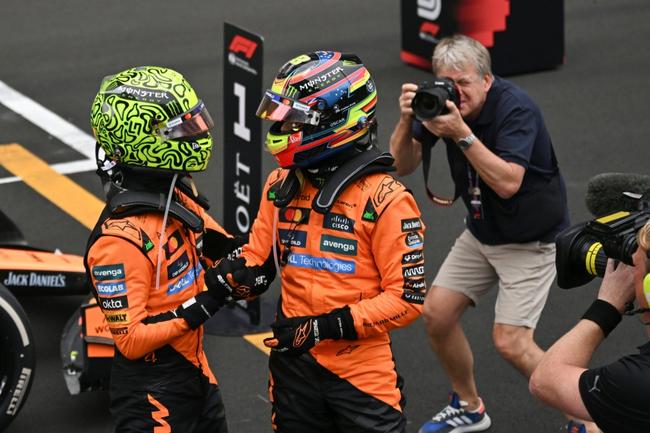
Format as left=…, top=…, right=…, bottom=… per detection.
left=206, top=51, right=427, bottom=433
left=85, top=66, right=243, bottom=433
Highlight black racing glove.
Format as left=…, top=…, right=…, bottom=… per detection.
left=204, top=253, right=276, bottom=304
left=263, top=306, right=357, bottom=356
left=202, top=231, right=248, bottom=262
left=173, top=291, right=221, bottom=330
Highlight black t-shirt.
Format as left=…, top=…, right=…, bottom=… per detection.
left=579, top=341, right=650, bottom=433
left=413, top=76, right=570, bottom=244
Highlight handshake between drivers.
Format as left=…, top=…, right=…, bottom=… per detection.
left=204, top=251, right=276, bottom=305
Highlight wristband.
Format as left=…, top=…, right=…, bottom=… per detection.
left=582, top=299, right=622, bottom=337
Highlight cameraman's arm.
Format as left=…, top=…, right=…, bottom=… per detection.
left=424, top=100, right=525, bottom=198
left=529, top=259, right=635, bottom=421
left=389, top=83, right=422, bottom=176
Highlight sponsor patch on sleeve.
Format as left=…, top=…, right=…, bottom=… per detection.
left=92, top=264, right=125, bottom=281
left=105, top=312, right=130, bottom=325
left=401, top=218, right=422, bottom=232
left=402, top=249, right=424, bottom=265
left=99, top=295, right=129, bottom=311
left=402, top=291, right=425, bottom=304
left=96, top=281, right=127, bottom=296
left=405, top=232, right=423, bottom=248
left=402, top=264, right=425, bottom=279
left=404, top=278, right=427, bottom=291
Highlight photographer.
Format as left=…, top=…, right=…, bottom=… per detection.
left=389, top=34, right=575, bottom=433
left=530, top=220, right=650, bottom=433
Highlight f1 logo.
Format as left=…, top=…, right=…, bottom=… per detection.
left=229, top=35, right=258, bottom=59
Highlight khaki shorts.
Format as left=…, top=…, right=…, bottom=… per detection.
left=432, top=229, right=556, bottom=328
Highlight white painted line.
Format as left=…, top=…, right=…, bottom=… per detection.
left=0, top=79, right=96, bottom=183
left=0, top=159, right=97, bottom=185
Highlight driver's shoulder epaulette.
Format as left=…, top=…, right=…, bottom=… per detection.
left=94, top=214, right=156, bottom=261
left=359, top=172, right=408, bottom=223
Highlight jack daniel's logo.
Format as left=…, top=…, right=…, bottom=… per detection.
left=3, top=271, right=66, bottom=288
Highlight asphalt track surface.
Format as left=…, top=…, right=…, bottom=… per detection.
left=1, top=1, right=649, bottom=432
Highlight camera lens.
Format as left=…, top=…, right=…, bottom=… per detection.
left=412, top=88, right=448, bottom=120
left=556, top=224, right=609, bottom=289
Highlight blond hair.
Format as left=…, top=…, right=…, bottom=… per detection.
left=432, top=34, right=493, bottom=77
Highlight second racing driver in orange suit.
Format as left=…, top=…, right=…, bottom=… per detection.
left=85, top=66, right=245, bottom=433
left=206, top=51, right=427, bottom=433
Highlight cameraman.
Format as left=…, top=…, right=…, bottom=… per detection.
left=530, top=220, right=650, bottom=433
left=389, top=34, right=575, bottom=433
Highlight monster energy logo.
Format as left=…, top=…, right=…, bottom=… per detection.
left=285, top=86, right=299, bottom=98
left=298, top=67, right=344, bottom=91
left=110, top=85, right=173, bottom=103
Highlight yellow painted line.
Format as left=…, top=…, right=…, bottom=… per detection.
left=0, top=142, right=270, bottom=354
left=243, top=331, right=273, bottom=356
left=0, top=143, right=103, bottom=230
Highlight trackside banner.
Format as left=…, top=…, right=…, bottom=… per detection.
left=223, top=22, right=264, bottom=235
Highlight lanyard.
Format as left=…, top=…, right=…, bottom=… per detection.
left=467, top=165, right=483, bottom=220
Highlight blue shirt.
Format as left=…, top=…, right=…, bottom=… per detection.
left=414, top=76, right=569, bottom=244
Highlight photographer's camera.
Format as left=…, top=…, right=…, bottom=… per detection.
left=411, top=77, right=460, bottom=121
left=556, top=206, right=650, bottom=289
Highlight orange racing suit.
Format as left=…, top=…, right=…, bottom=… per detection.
left=85, top=189, right=233, bottom=433
left=242, top=168, right=426, bottom=432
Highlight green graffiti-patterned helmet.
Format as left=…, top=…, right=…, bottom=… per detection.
left=90, top=66, right=214, bottom=173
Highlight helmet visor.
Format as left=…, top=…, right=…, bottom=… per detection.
left=256, top=90, right=320, bottom=125
left=153, top=101, right=214, bottom=140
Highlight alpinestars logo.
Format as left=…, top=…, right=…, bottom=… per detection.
left=293, top=320, right=312, bottom=348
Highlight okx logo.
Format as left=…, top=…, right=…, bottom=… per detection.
left=229, top=35, right=258, bottom=59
